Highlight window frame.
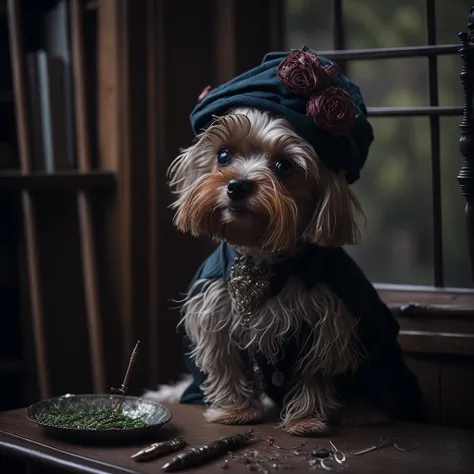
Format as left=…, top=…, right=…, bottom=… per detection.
left=286, top=0, right=474, bottom=312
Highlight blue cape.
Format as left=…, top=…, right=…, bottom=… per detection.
left=180, top=242, right=424, bottom=422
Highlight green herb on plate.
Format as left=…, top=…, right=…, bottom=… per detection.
left=36, top=407, right=148, bottom=430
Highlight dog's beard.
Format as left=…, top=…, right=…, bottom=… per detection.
left=174, top=169, right=298, bottom=253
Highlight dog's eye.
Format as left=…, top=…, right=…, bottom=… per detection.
left=217, top=148, right=232, bottom=165
left=274, top=159, right=293, bottom=179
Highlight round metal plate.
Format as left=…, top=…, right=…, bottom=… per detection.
left=26, top=393, right=172, bottom=441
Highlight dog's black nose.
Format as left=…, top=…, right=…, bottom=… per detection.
left=227, top=179, right=253, bottom=201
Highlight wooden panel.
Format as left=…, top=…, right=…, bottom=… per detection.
left=440, top=356, right=474, bottom=429
left=77, top=190, right=106, bottom=393
left=71, top=0, right=106, bottom=393
left=117, top=0, right=133, bottom=361
left=7, top=0, right=49, bottom=400
left=269, top=0, right=285, bottom=51
left=397, top=314, right=474, bottom=335
left=97, top=0, right=120, bottom=170
left=234, top=0, right=278, bottom=74
left=17, top=217, right=39, bottom=405
left=378, top=284, right=474, bottom=308
left=0, top=141, right=16, bottom=169
left=156, top=0, right=217, bottom=383
left=147, top=0, right=164, bottom=388
left=6, top=0, right=31, bottom=173
left=34, top=192, right=92, bottom=396
left=398, top=331, right=474, bottom=356
left=83, top=4, right=98, bottom=170
left=396, top=306, right=474, bottom=428
left=0, top=192, right=21, bottom=363
left=214, top=0, right=285, bottom=85
left=215, top=0, right=236, bottom=84
left=117, top=0, right=151, bottom=389
left=96, top=0, right=126, bottom=386
left=0, top=184, right=24, bottom=409
left=403, top=355, right=440, bottom=424
left=0, top=90, right=13, bottom=102
left=91, top=191, right=124, bottom=389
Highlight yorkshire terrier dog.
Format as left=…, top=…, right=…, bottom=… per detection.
left=146, top=48, right=424, bottom=436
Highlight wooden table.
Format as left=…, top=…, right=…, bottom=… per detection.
left=1, top=403, right=474, bottom=474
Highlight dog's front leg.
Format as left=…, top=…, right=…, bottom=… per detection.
left=200, top=345, right=263, bottom=425
left=279, top=375, right=339, bottom=436
left=183, top=279, right=263, bottom=425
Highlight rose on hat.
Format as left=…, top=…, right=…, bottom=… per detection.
left=307, top=87, right=356, bottom=136
left=190, top=48, right=373, bottom=183
left=276, top=49, right=331, bottom=95
left=277, top=48, right=356, bottom=139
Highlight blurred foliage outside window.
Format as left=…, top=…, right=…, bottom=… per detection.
left=285, top=0, right=472, bottom=288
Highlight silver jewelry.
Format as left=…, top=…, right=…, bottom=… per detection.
left=228, top=256, right=272, bottom=391
left=227, top=256, right=271, bottom=327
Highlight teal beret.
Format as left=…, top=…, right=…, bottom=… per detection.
left=190, top=49, right=374, bottom=184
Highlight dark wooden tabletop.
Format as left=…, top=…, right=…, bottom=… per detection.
left=1, top=403, right=474, bottom=474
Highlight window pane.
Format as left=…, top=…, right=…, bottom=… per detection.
left=441, top=117, right=472, bottom=287
left=436, top=0, right=472, bottom=45
left=284, top=0, right=470, bottom=287
left=285, top=0, right=333, bottom=51
left=349, top=58, right=429, bottom=107
left=438, top=55, right=464, bottom=107
left=344, top=0, right=426, bottom=49
left=347, top=118, right=433, bottom=285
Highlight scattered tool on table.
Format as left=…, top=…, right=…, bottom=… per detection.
left=111, top=340, right=140, bottom=411
left=343, top=436, right=418, bottom=456
left=162, top=429, right=254, bottom=472
left=131, top=436, right=187, bottom=462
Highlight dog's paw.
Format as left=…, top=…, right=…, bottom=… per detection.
left=281, top=417, right=329, bottom=436
left=337, top=401, right=390, bottom=427
left=204, top=404, right=263, bottom=425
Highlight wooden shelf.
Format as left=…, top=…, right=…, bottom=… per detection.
left=0, top=170, right=117, bottom=190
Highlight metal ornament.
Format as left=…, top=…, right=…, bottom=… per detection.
left=308, top=441, right=347, bottom=471
left=228, top=257, right=273, bottom=391
left=227, top=256, right=272, bottom=326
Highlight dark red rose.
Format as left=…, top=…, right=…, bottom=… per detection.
left=277, top=50, right=331, bottom=95
left=307, top=87, right=356, bottom=136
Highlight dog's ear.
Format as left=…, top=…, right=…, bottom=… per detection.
left=167, top=134, right=214, bottom=208
left=303, top=169, right=364, bottom=247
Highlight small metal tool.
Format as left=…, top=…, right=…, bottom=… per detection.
left=111, top=340, right=140, bottom=410
left=162, top=429, right=254, bottom=472
left=131, top=436, right=187, bottom=462
left=328, top=440, right=346, bottom=463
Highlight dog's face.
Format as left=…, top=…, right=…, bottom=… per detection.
left=168, top=108, right=362, bottom=254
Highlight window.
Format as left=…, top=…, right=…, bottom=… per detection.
left=285, top=0, right=472, bottom=289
